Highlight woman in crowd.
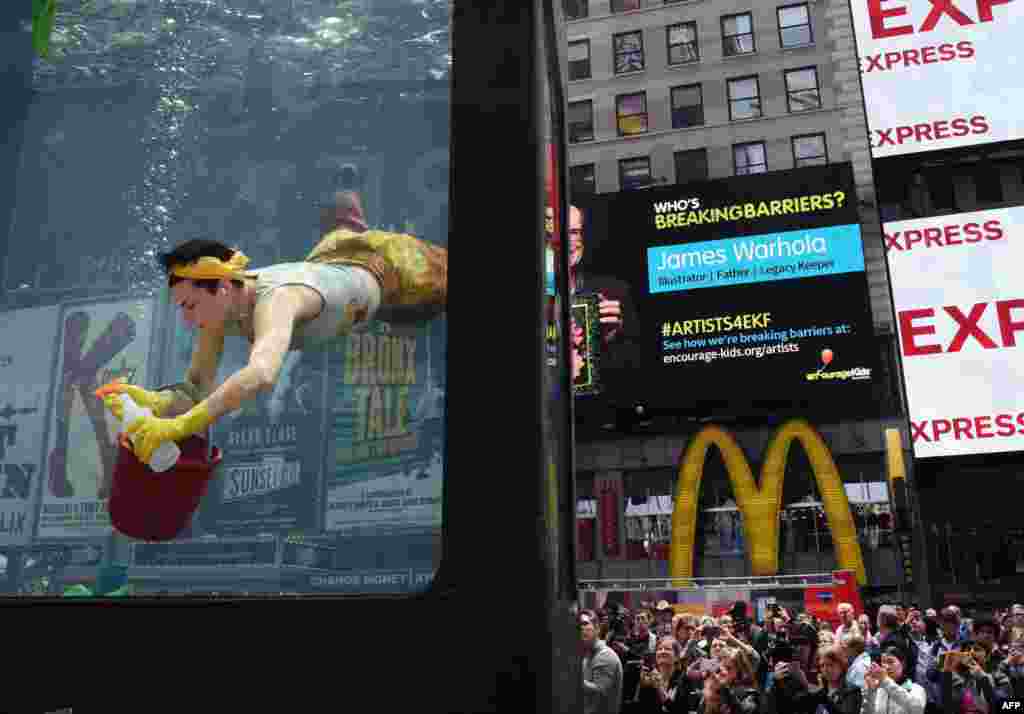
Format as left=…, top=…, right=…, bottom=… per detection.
left=635, top=637, right=690, bottom=714
left=859, top=614, right=880, bottom=650
left=939, top=639, right=1010, bottom=714
left=695, top=647, right=761, bottom=714
left=805, top=645, right=863, bottom=714
left=689, top=638, right=729, bottom=684
left=863, top=646, right=927, bottom=714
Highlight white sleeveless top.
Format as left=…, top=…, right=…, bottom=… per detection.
left=222, top=262, right=381, bottom=351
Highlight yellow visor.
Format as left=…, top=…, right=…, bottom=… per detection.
left=170, top=251, right=250, bottom=281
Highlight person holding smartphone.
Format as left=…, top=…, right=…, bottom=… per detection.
left=694, top=648, right=760, bottom=714
left=939, top=641, right=1010, bottom=714
left=863, top=646, right=926, bottom=714
left=635, top=638, right=689, bottom=714
left=803, top=645, right=862, bottom=714
left=995, top=637, right=1024, bottom=703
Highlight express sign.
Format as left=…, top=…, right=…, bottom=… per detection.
left=850, top=0, right=1024, bottom=158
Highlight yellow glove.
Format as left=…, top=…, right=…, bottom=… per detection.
left=124, top=401, right=212, bottom=464
left=96, top=381, right=175, bottom=422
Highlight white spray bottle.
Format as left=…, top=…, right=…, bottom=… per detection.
left=117, top=394, right=181, bottom=473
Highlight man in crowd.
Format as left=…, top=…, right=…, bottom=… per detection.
left=654, top=601, right=674, bottom=638
left=835, top=602, right=856, bottom=641
left=582, top=610, right=623, bottom=714
left=924, top=607, right=967, bottom=713
left=997, top=633, right=1024, bottom=702
left=971, top=614, right=1006, bottom=671
left=841, top=629, right=871, bottom=690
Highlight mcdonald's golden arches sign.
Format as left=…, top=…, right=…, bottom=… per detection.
left=669, top=418, right=867, bottom=585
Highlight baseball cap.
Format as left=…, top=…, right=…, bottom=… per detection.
left=656, top=600, right=672, bottom=612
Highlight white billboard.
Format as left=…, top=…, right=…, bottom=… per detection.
left=38, top=297, right=157, bottom=538
left=885, top=205, right=1024, bottom=457
left=849, top=0, right=1023, bottom=158
left=0, top=306, right=61, bottom=546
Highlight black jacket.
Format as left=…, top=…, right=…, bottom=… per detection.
left=804, top=683, right=863, bottom=714
left=695, top=685, right=760, bottom=714
left=633, top=670, right=692, bottom=714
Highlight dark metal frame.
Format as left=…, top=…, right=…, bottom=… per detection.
left=670, top=82, right=704, bottom=128
left=792, top=132, right=829, bottom=168
left=722, top=12, right=756, bottom=57
left=568, top=38, right=591, bottom=80
left=570, top=163, right=597, bottom=194
left=666, top=21, right=699, bottom=65
left=568, top=99, right=595, bottom=143
left=727, top=74, right=762, bottom=121
left=777, top=2, right=814, bottom=49
left=784, top=65, right=822, bottom=113
left=674, top=148, right=710, bottom=184
left=733, top=141, right=768, bottom=175
left=613, top=29, right=646, bottom=74
left=619, top=155, right=653, bottom=190
left=615, top=91, right=649, bottom=136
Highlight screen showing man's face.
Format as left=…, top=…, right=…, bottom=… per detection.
left=568, top=206, right=584, bottom=268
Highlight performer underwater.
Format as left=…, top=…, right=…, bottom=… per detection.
left=101, top=191, right=447, bottom=464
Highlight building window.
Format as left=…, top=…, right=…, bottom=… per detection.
left=613, top=31, right=645, bottom=74
left=568, top=40, right=591, bottom=81
left=727, top=75, right=761, bottom=121
left=564, top=0, right=589, bottom=20
left=616, top=92, right=648, bottom=136
left=675, top=149, right=709, bottom=185
left=734, top=141, right=767, bottom=175
left=722, top=13, right=755, bottom=57
left=670, top=84, right=704, bottom=128
left=611, top=0, right=641, bottom=13
left=620, top=156, right=652, bottom=190
left=568, top=100, right=594, bottom=143
left=667, top=22, right=699, bottom=65
left=571, top=164, right=597, bottom=196
left=974, top=162, right=1004, bottom=203
left=784, top=66, right=822, bottom=112
left=792, top=133, right=828, bottom=167
left=778, top=3, right=813, bottom=48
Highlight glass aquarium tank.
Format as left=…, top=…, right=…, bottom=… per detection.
left=0, top=0, right=449, bottom=597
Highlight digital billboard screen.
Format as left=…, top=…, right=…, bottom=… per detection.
left=885, top=205, right=1024, bottom=458
left=573, top=163, right=879, bottom=417
left=849, top=0, right=1023, bottom=158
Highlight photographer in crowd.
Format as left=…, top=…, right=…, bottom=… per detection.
left=938, top=639, right=1010, bottom=714
left=694, top=647, right=761, bottom=714
left=863, top=646, right=927, bottom=714
left=996, top=634, right=1024, bottom=703
left=804, top=644, right=863, bottom=714
left=761, top=623, right=820, bottom=714
left=634, top=637, right=689, bottom=714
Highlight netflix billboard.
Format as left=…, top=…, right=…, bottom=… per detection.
left=885, top=205, right=1024, bottom=458
left=849, top=0, right=1023, bottom=158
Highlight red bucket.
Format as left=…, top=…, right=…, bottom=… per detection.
left=109, top=433, right=221, bottom=542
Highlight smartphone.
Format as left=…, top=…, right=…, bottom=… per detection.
left=704, top=626, right=721, bottom=640
left=644, top=653, right=657, bottom=670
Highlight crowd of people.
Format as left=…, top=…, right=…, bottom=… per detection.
left=580, top=599, right=1024, bottom=714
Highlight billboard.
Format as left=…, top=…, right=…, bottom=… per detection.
left=575, top=163, right=878, bottom=415
left=0, top=306, right=60, bottom=546
left=849, top=0, right=1022, bottom=158
left=323, top=322, right=444, bottom=536
left=38, top=297, right=157, bottom=539
left=669, top=419, right=866, bottom=585
left=200, top=349, right=329, bottom=536
left=884, top=205, right=1024, bottom=458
